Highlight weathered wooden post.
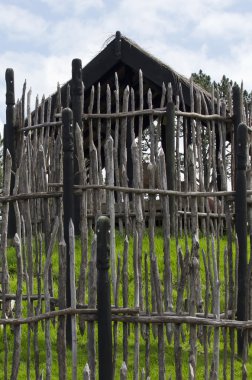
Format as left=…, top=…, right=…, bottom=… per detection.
left=162, top=85, right=175, bottom=235
left=4, top=68, right=16, bottom=237
left=97, top=216, right=112, bottom=380
left=126, top=123, right=134, bottom=189
left=233, top=84, right=242, bottom=189
left=72, top=59, right=83, bottom=126
left=235, top=122, right=248, bottom=355
left=62, top=107, right=74, bottom=347
left=71, top=58, right=84, bottom=235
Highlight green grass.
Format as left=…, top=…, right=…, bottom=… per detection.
left=1, top=230, right=251, bottom=379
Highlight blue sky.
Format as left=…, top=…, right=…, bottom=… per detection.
left=0, top=0, right=251, bottom=132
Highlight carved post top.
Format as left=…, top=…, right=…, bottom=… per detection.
left=116, top=30, right=121, bottom=40
left=5, top=68, right=15, bottom=105
left=232, top=84, right=242, bottom=127
left=62, top=108, right=74, bottom=152
left=97, top=216, right=110, bottom=271
left=115, top=30, right=121, bottom=58
left=71, top=59, right=83, bottom=96
left=237, top=123, right=248, bottom=170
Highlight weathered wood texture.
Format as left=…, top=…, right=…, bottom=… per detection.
left=1, top=67, right=251, bottom=379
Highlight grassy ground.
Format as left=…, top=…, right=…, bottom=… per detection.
left=1, top=230, right=251, bottom=379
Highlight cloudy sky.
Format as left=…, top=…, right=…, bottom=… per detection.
left=0, top=0, right=251, bottom=132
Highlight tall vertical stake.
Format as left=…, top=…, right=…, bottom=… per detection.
left=126, top=122, right=134, bottom=189
left=71, top=58, right=83, bottom=234
left=4, top=68, right=16, bottom=237
left=62, top=107, right=74, bottom=347
left=162, top=95, right=175, bottom=235
left=97, top=216, right=112, bottom=380
left=233, top=84, right=242, bottom=189
left=236, top=122, right=248, bottom=355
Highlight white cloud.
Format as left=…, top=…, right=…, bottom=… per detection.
left=116, top=0, right=235, bottom=27
left=0, top=4, right=48, bottom=41
left=46, top=18, right=107, bottom=57
left=40, top=0, right=104, bottom=14
left=194, top=12, right=252, bottom=40
left=0, top=51, right=75, bottom=127
left=0, top=0, right=252, bottom=129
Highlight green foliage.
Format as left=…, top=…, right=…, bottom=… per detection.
left=192, top=69, right=212, bottom=93
left=192, top=70, right=234, bottom=97
left=216, top=75, right=234, bottom=98
left=2, top=232, right=252, bottom=379
left=192, top=69, right=252, bottom=102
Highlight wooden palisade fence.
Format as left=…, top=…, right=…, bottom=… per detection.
left=1, top=59, right=252, bottom=379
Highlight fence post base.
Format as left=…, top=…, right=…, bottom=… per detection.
left=97, top=216, right=112, bottom=380
left=235, top=122, right=248, bottom=356
left=62, top=107, right=74, bottom=348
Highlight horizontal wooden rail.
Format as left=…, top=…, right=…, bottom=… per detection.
left=48, top=110, right=234, bottom=123
left=0, top=295, right=232, bottom=322
left=0, top=191, right=62, bottom=203
left=1, top=185, right=252, bottom=206
left=176, top=110, right=232, bottom=122
left=17, top=120, right=62, bottom=132
left=2, top=186, right=252, bottom=204
left=74, top=184, right=240, bottom=198
left=1, top=294, right=57, bottom=303
left=17, top=109, right=233, bottom=131
left=85, top=211, right=233, bottom=219
left=45, top=182, right=252, bottom=200
left=48, top=182, right=63, bottom=188
left=82, top=108, right=232, bottom=122
left=0, top=307, right=251, bottom=329
left=111, top=314, right=252, bottom=329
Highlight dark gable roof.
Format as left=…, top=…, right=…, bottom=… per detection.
left=81, top=32, right=211, bottom=101
left=32, top=31, right=212, bottom=123
left=56, top=31, right=212, bottom=114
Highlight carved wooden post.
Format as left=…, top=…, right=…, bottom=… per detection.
left=71, top=58, right=84, bottom=234
left=4, top=68, right=16, bottom=237
left=72, top=58, right=83, bottom=131
left=232, top=84, right=242, bottom=189
left=97, top=216, right=112, bottom=380
left=62, top=107, right=74, bottom=347
left=235, top=122, right=248, bottom=355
